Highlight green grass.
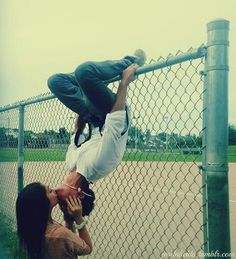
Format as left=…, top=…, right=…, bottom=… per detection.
left=0, top=146, right=236, bottom=162
left=228, top=145, right=236, bottom=162
left=0, top=148, right=66, bottom=162
left=0, top=211, right=27, bottom=259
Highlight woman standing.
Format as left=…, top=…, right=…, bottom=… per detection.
left=16, top=182, right=92, bottom=259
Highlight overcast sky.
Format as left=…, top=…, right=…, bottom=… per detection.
left=0, top=0, right=235, bottom=124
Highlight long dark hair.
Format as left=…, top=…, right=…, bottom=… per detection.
left=16, top=182, right=50, bottom=259
left=80, top=179, right=95, bottom=216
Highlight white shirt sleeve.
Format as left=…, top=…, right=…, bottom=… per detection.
left=103, top=110, right=129, bottom=138
left=66, top=133, right=86, bottom=172
left=65, top=134, right=77, bottom=171
left=89, top=110, right=130, bottom=181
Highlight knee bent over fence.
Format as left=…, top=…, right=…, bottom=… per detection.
left=0, top=19, right=231, bottom=258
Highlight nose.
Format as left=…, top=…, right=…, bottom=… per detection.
left=53, top=189, right=61, bottom=198
left=52, top=189, right=58, bottom=195
left=55, top=191, right=61, bottom=198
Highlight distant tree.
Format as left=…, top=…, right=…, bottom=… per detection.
left=196, top=134, right=202, bottom=147
left=8, top=135, right=18, bottom=148
left=24, top=130, right=34, bottom=147
left=157, top=132, right=166, bottom=142
left=145, top=129, right=151, bottom=143
left=229, top=124, right=236, bottom=145
left=127, top=126, right=144, bottom=148
left=0, top=127, right=7, bottom=147
left=58, top=127, right=70, bottom=144
left=44, top=129, right=58, bottom=137
left=167, top=133, right=179, bottom=149
left=184, top=133, right=203, bottom=148
left=59, top=127, right=67, bottom=138
left=0, top=127, right=6, bottom=136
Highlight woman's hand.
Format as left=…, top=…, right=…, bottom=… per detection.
left=59, top=200, right=74, bottom=223
left=66, top=196, right=83, bottom=224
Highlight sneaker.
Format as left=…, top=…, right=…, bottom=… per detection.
left=133, top=49, right=147, bottom=66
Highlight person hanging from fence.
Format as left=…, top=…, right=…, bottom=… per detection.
left=47, top=50, right=146, bottom=216
left=16, top=183, right=93, bottom=259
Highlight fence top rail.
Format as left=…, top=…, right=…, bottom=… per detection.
left=0, top=95, right=55, bottom=113
left=0, top=45, right=206, bottom=113
left=105, top=45, right=206, bottom=84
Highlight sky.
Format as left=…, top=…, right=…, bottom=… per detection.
left=0, top=0, right=235, bottom=124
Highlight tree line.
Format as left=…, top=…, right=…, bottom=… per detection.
left=0, top=124, right=236, bottom=149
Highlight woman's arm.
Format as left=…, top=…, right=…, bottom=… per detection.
left=76, top=225, right=92, bottom=252
left=65, top=196, right=93, bottom=252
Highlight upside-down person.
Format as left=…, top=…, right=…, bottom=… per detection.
left=47, top=50, right=146, bottom=217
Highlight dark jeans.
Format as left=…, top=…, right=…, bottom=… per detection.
left=47, top=57, right=134, bottom=124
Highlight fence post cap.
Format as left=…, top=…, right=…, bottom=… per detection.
left=207, top=19, right=229, bottom=31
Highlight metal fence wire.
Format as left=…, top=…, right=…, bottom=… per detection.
left=0, top=47, right=207, bottom=258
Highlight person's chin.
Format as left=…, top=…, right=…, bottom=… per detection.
left=55, top=189, right=67, bottom=201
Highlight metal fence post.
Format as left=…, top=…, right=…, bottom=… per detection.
left=204, top=19, right=230, bottom=255
left=17, top=104, right=25, bottom=192
left=201, top=57, right=208, bottom=253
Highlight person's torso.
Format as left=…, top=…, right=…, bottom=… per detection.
left=43, top=222, right=78, bottom=259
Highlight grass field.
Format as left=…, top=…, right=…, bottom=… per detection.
left=0, top=211, right=25, bottom=259
left=0, top=145, right=236, bottom=162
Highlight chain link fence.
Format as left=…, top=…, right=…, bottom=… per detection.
left=0, top=47, right=207, bottom=258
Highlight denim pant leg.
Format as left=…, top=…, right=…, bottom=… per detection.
left=47, top=73, right=92, bottom=121
left=74, top=58, right=134, bottom=116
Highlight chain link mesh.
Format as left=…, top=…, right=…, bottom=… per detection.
left=0, top=51, right=205, bottom=258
